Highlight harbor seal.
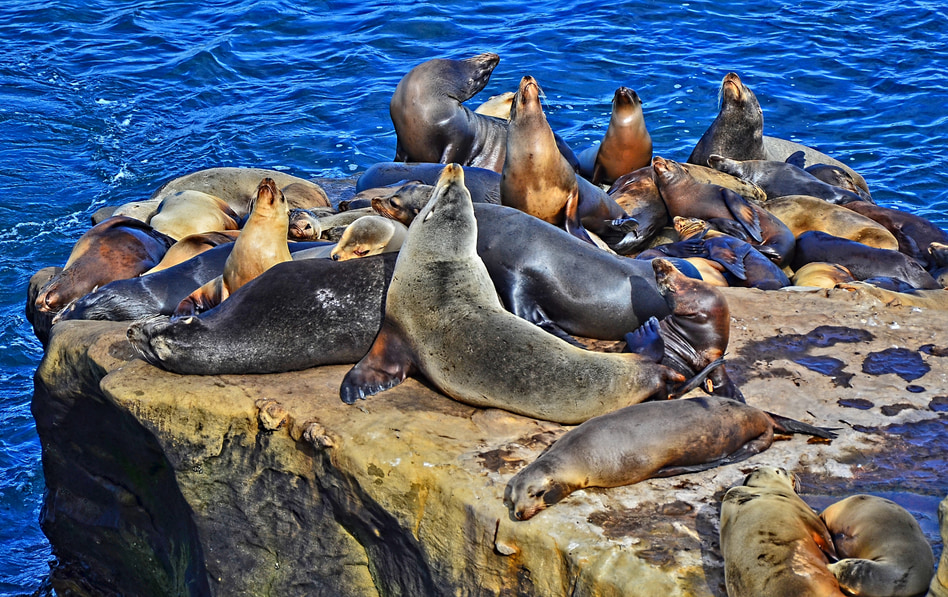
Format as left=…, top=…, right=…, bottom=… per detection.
left=174, top=177, right=292, bottom=317
left=720, top=466, right=844, bottom=597
left=820, top=494, right=935, bottom=597
left=340, top=163, right=686, bottom=424
left=504, top=398, right=835, bottom=520
left=577, top=86, right=652, bottom=186
left=34, top=216, right=174, bottom=314
left=330, top=216, right=407, bottom=260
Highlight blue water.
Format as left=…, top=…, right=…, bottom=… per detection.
left=2, top=0, right=946, bottom=592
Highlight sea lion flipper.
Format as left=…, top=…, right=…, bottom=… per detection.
left=721, top=188, right=763, bottom=243
left=339, top=322, right=417, bottom=404
left=785, top=150, right=807, bottom=169
left=563, top=189, right=598, bottom=247
left=668, top=357, right=726, bottom=399
left=172, top=277, right=223, bottom=319
left=706, top=242, right=749, bottom=280
left=767, top=412, right=839, bottom=439
left=653, top=434, right=771, bottom=478
left=623, top=316, right=665, bottom=363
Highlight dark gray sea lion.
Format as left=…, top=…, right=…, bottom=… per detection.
left=340, top=164, right=687, bottom=424
left=577, top=86, right=652, bottom=186
left=504, top=399, right=835, bottom=521
left=688, top=72, right=767, bottom=166
left=720, top=467, right=844, bottom=597
left=842, top=201, right=948, bottom=268
left=792, top=230, right=941, bottom=289
left=356, top=162, right=502, bottom=204
left=708, top=154, right=864, bottom=204
left=34, top=216, right=175, bottom=314
left=785, top=151, right=874, bottom=202
left=127, top=253, right=399, bottom=375
left=762, top=136, right=870, bottom=196
left=605, top=166, right=669, bottom=253
left=820, top=495, right=935, bottom=597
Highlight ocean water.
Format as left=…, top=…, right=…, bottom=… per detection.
left=2, top=0, right=946, bottom=593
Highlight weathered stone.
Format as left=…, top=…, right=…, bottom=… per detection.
left=32, top=286, right=948, bottom=596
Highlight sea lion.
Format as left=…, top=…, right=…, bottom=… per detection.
left=791, top=262, right=856, bottom=288
left=128, top=253, right=399, bottom=375
left=688, top=72, right=767, bottom=166
left=762, top=136, right=870, bottom=196
left=504, top=398, right=835, bottom=521
left=930, top=242, right=948, bottom=287
left=930, top=495, right=948, bottom=597
left=720, top=466, right=844, bottom=597
left=34, top=215, right=174, bottom=314
left=54, top=241, right=332, bottom=323
left=605, top=166, right=669, bottom=252
left=174, top=177, right=292, bottom=317
left=473, top=91, right=515, bottom=119
left=792, top=230, right=941, bottom=290
left=340, top=163, right=686, bottom=424
left=683, top=258, right=730, bottom=286
left=819, top=494, right=935, bottom=597
left=147, top=190, right=241, bottom=240
left=834, top=281, right=948, bottom=310
left=577, top=87, right=652, bottom=186
left=763, top=195, right=899, bottom=250
left=390, top=52, right=508, bottom=171
left=149, top=166, right=329, bottom=215
left=709, top=154, right=863, bottom=205
left=330, top=216, right=407, bottom=261
left=652, top=156, right=796, bottom=267
left=288, top=207, right=368, bottom=242
left=842, top=201, right=948, bottom=268
left=785, top=151, right=874, bottom=202
left=355, top=162, right=501, bottom=204
left=679, top=162, right=767, bottom=203
left=144, top=230, right=239, bottom=274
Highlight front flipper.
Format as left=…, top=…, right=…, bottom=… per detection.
left=721, top=188, right=762, bottom=243
left=624, top=316, right=665, bottom=363
left=785, top=150, right=807, bottom=169
left=339, top=321, right=418, bottom=404
left=564, top=189, right=599, bottom=247
left=172, top=277, right=223, bottom=320
left=706, top=238, right=750, bottom=280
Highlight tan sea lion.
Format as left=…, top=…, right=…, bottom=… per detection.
left=34, top=216, right=174, bottom=314
left=173, top=177, right=291, bottom=317
left=820, top=494, right=935, bottom=597
left=473, top=91, right=515, bottom=119
left=842, top=201, right=948, bottom=269
left=930, top=495, right=948, bottom=597
left=144, top=230, right=239, bottom=274
left=340, top=163, right=687, bottom=424
left=763, top=195, right=899, bottom=250
left=683, top=258, right=730, bottom=286
left=834, top=281, right=948, bottom=310
left=148, top=190, right=241, bottom=240
left=578, top=87, right=652, bottom=186
left=330, top=216, right=407, bottom=261
left=791, top=262, right=856, bottom=288
left=720, top=466, right=844, bottom=597
left=504, top=399, right=835, bottom=521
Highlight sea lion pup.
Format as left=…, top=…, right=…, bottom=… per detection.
left=577, top=86, right=653, bottom=186
left=504, top=398, right=836, bottom=521
left=173, top=177, right=291, bottom=317
left=708, top=154, right=864, bottom=204
left=473, top=91, right=515, bottom=119
left=144, top=230, right=239, bottom=274
left=720, top=466, right=845, bottom=597
left=842, top=201, right=948, bottom=269
left=819, top=495, right=935, bottom=597
left=288, top=207, right=334, bottom=240
left=792, top=262, right=857, bottom=288
left=128, top=253, right=399, bottom=375
left=34, top=215, right=174, bottom=314
left=762, top=195, right=899, bottom=250
left=330, top=216, right=407, bottom=261
left=147, top=190, right=241, bottom=240
left=688, top=72, right=767, bottom=166
left=652, top=156, right=796, bottom=267
left=340, top=163, right=687, bottom=424
left=792, top=230, right=941, bottom=290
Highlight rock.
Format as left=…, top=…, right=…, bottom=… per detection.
left=32, top=286, right=948, bottom=596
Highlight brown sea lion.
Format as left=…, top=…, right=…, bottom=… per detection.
left=34, top=216, right=174, bottom=314
left=340, top=163, right=688, bottom=424
left=504, top=399, right=835, bottom=521
left=578, top=87, right=652, bottom=186
left=605, top=166, right=669, bottom=252
left=144, top=230, right=239, bottom=274
left=820, top=494, right=935, bottom=597
left=679, top=162, right=767, bottom=203
left=148, top=190, right=241, bottom=240
left=720, top=466, right=845, bottom=597
left=842, top=201, right=948, bottom=268
left=762, top=195, right=899, bottom=250
left=330, top=216, right=407, bottom=261
left=173, top=177, right=291, bottom=317
left=791, top=262, right=857, bottom=288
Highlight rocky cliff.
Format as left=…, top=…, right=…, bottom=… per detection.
left=31, top=281, right=948, bottom=596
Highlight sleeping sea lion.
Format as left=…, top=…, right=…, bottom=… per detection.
left=144, top=230, right=239, bottom=274
left=720, top=466, right=844, bottom=597
left=762, top=195, right=898, bottom=250
left=791, top=262, right=856, bottom=288
left=148, top=190, right=241, bottom=240
left=504, top=398, right=835, bottom=520
left=709, top=154, right=863, bottom=205
left=330, top=216, right=407, bottom=261
left=842, top=201, right=948, bottom=268
left=340, top=163, right=687, bottom=424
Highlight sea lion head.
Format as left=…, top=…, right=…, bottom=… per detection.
left=331, top=216, right=403, bottom=261
left=370, top=181, right=434, bottom=226
left=249, top=177, right=288, bottom=217
left=612, top=86, right=644, bottom=123
left=288, top=208, right=322, bottom=240
left=405, top=164, right=476, bottom=259
left=509, top=75, right=543, bottom=121
left=741, top=465, right=799, bottom=492
left=719, top=72, right=762, bottom=120
left=673, top=216, right=710, bottom=240
left=650, top=155, right=688, bottom=186
left=503, top=461, right=572, bottom=521
left=423, top=52, right=500, bottom=103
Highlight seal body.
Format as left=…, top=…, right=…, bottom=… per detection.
left=148, top=190, right=241, bottom=240
left=763, top=195, right=899, bottom=250
left=34, top=216, right=174, bottom=314
left=843, top=201, right=948, bottom=268
left=504, top=399, right=833, bottom=520
left=709, top=154, right=863, bottom=204
left=688, top=72, right=766, bottom=166
left=330, top=216, right=408, bottom=261
left=820, top=494, right=935, bottom=597
left=791, top=262, right=856, bottom=288
left=341, top=164, right=684, bottom=424
left=473, top=91, right=514, bottom=119
left=144, top=230, right=239, bottom=274
left=578, top=87, right=652, bottom=185
left=720, top=466, right=844, bottom=597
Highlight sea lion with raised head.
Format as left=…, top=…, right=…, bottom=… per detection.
left=688, top=72, right=767, bottom=166
left=820, top=494, right=935, bottom=597
left=504, top=398, right=835, bottom=521
left=720, top=466, right=845, bottom=597
left=340, top=163, right=687, bottom=424
left=577, top=86, right=652, bottom=186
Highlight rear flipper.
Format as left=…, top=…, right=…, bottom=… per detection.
left=339, top=321, right=417, bottom=405
left=768, top=412, right=838, bottom=439
left=668, top=358, right=726, bottom=399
